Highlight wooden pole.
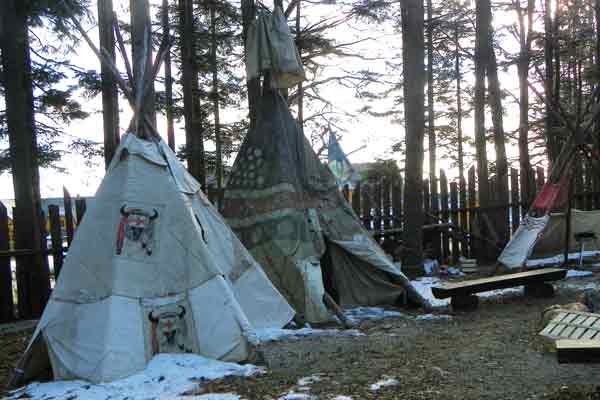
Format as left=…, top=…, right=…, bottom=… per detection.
left=563, top=180, right=574, bottom=267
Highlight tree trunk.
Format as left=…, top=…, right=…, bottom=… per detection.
left=517, top=0, right=533, bottom=208
left=0, top=0, right=50, bottom=318
left=473, top=0, right=491, bottom=261
left=210, top=1, right=223, bottom=196
left=296, top=0, right=304, bottom=128
left=241, top=0, right=261, bottom=129
left=474, top=0, right=490, bottom=209
left=401, top=0, right=425, bottom=267
left=179, top=0, right=206, bottom=187
left=455, top=29, right=464, bottom=186
left=544, top=0, right=557, bottom=164
left=426, top=0, right=439, bottom=260
left=488, top=43, right=509, bottom=246
left=162, top=0, right=176, bottom=151
left=130, top=0, right=156, bottom=132
left=98, top=0, right=120, bottom=168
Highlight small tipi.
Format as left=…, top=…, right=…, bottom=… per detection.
left=10, top=7, right=294, bottom=386
left=222, top=88, right=429, bottom=323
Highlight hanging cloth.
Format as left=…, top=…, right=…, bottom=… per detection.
left=245, top=5, right=305, bottom=89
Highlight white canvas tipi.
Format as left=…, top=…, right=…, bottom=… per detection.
left=11, top=133, right=294, bottom=385
left=10, top=4, right=294, bottom=385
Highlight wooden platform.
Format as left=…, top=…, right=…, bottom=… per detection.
left=556, top=339, right=600, bottom=363
left=431, top=268, right=567, bottom=299
left=539, top=310, right=600, bottom=341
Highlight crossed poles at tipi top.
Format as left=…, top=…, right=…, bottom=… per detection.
left=62, top=0, right=171, bottom=142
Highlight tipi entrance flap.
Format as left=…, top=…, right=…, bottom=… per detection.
left=295, top=258, right=331, bottom=323
left=329, top=235, right=405, bottom=277
left=324, top=241, right=405, bottom=307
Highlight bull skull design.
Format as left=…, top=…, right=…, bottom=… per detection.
left=116, top=205, right=159, bottom=255
left=148, top=306, right=191, bottom=354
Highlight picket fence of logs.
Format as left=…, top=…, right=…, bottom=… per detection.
left=1, top=165, right=599, bottom=322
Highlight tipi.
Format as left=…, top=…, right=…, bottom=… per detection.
left=221, top=88, right=429, bottom=323
left=10, top=6, right=294, bottom=386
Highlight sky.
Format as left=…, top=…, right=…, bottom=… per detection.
left=0, top=0, right=527, bottom=199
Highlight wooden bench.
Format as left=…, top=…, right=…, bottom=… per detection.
left=431, top=268, right=567, bottom=310
left=556, top=339, right=600, bottom=363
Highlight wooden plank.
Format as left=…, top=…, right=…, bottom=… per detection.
left=581, top=330, right=598, bottom=339
left=468, top=166, right=477, bottom=259
left=459, top=176, right=468, bottom=257
left=352, top=182, right=361, bottom=217
left=361, top=183, right=371, bottom=230
left=536, top=166, right=545, bottom=191
left=440, top=170, right=449, bottom=260
left=571, top=327, right=587, bottom=339
left=373, top=181, right=382, bottom=232
left=0, top=202, right=14, bottom=322
left=423, top=179, right=430, bottom=224
left=557, top=340, right=600, bottom=363
left=63, top=187, right=75, bottom=246
left=431, top=268, right=567, bottom=299
left=574, top=162, right=585, bottom=210
left=584, top=163, right=593, bottom=211
left=450, top=182, right=460, bottom=261
left=48, top=205, right=64, bottom=280
left=510, top=168, right=520, bottom=234
left=342, top=184, right=350, bottom=203
left=382, top=179, right=391, bottom=229
left=75, top=198, right=87, bottom=226
left=430, top=176, right=441, bottom=259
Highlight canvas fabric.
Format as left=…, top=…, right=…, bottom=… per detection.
left=16, top=133, right=294, bottom=385
left=498, top=209, right=600, bottom=269
left=245, top=5, right=305, bottom=89
left=222, top=90, right=426, bottom=323
left=327, top=132, right=359, bottom=187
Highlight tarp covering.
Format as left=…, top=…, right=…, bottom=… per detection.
left=222, top=89, right=428, bottom=323
left=245, top=6, right=305, bottom=89
left=498, top=209, right=600, bottom=269
left=13, top=133, right=294, bottom=385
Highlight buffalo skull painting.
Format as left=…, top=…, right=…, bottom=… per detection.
left=148, top=305, right=193, bottom=355
left=116, top=205, right=159, bottom=256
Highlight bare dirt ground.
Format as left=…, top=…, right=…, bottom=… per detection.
left=2, top=274, right=600, bottom=399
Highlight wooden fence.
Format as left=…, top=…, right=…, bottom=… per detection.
left=1, top=165, right=599, bottom=322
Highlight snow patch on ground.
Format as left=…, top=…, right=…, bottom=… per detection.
left=278, top=393, right=315, bottom=399
left=344, top=307, right=404, bottom=324
left=566, top=269, right=594, bottom=278
left=416, top=313, right=453, bottom=321
left=412, top=277, right=450, bottom=307
left=527, top=251, right=600, bottom=267
left=331, top=396, right=353, bottom=400
left=297, top=375, right=322, bottom=387
left=9, top=354, right=262, bottom=400
left=478, top=286, right=523, bottom=298
left=254, top=327, right=364, bottom=343
left=370, top=377, right=399, bottom=391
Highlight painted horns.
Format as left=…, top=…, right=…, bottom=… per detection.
left=147, top=306, right=186, bottom=323
left=120, top=205, right=159, bottom=220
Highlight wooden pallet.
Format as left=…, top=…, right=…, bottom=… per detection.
left=539, top=310, right=600, bottom=341
left=556, top=339, right=600, bottom=363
